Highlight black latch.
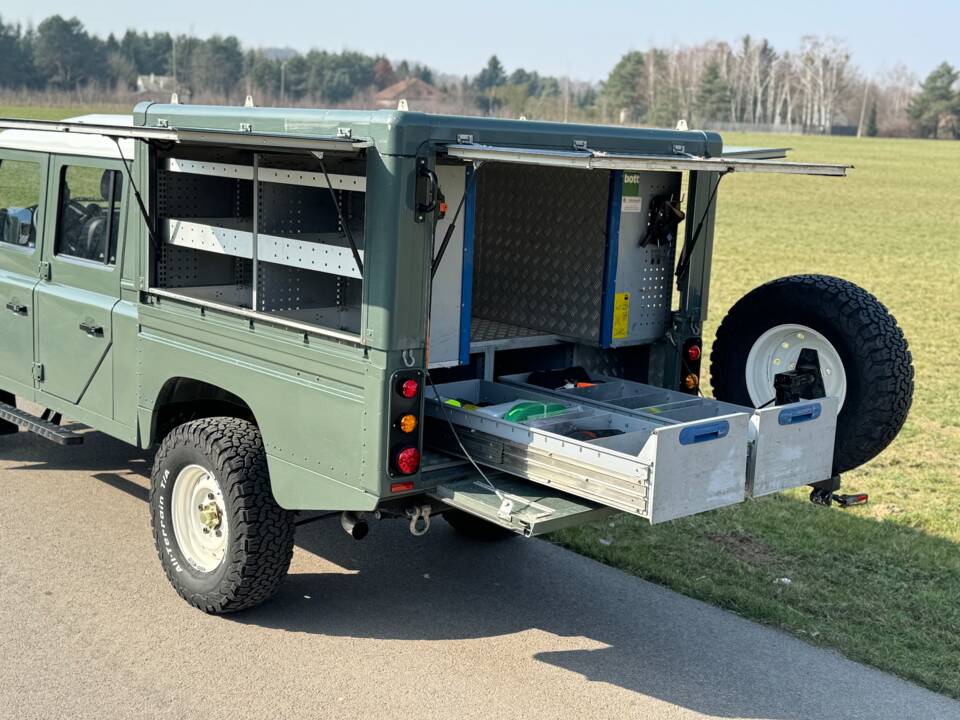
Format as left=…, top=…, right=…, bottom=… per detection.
left=774, top=348, right=826, bottom=405
left=415, top=162, right=439, bottom=222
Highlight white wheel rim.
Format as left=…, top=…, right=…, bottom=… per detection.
left=171, top=464, right=228, bottom=573
left=745, top=323, right=847, bottom=409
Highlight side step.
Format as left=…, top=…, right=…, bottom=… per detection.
left=0, top=401, right=84, bottom=445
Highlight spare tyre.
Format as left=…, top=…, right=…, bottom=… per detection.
left=710, top=274, right=913, bottom=475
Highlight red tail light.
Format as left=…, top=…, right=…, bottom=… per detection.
left=395, top=446, right=421, bottom=475
left=399, top=379, right=419, bottom=399
left=687, top=344, right=702, bottom=361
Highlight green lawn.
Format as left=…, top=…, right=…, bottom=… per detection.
left=0, top=104, right=128, bottom=122
left=3, top=105, right=959, bottom=696
left=555, top=133, right=960, bottom=698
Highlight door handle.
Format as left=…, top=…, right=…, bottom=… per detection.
left=79, top=321, right=104, bottom=337
left=5, top=301, right=27, bottom=316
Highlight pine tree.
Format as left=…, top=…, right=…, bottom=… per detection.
left=695, top=62, right=732, bottom=124
left=601, top=51, right=646, bottom=122
left=907, top=62, right=959, bottom=139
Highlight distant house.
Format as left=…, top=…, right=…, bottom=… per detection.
left=374, top=77, right=441, bottom=108
left=136, top=74, right=176, bottom=94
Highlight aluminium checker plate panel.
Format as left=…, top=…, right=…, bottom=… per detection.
left=471, top=163, right=611, bottom=343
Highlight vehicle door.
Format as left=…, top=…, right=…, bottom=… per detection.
left=0, top=149, right=48, bottom=397
left=35, top=156, right=125, bottom=420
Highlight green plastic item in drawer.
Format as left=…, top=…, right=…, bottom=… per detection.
left=503, top=401, right=569, bottom=423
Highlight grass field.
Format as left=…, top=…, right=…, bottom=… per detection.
left=557, top=132, right=960, bottom=697
left=2, top=105, right=959, bottom=696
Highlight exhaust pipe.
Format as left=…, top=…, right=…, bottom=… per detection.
left=340, top=511, right=369, bottom=540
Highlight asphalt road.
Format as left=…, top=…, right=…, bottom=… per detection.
left=2, top=426, right=958, bottom=720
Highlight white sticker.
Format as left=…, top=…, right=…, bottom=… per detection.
left=621, top=173, right=644, bottom=213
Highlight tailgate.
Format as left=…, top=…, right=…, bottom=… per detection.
left=427, top=471, right=615, bottom=537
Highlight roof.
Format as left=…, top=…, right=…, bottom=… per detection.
left=0, top=114, right=135, bottom=159
left=133, top=103, right=726, bottom=159
left=2, top=106, right=807, bottom=166
left=374, top=77, right=441, bottom=103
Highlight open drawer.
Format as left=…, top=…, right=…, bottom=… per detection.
left=425, top=379, right=750, bottom=523
left=499, top=371, right=839, bottom=498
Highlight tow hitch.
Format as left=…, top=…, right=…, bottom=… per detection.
left=406, top=504, right=432, bottom=536
left=774, top=349, right=868, bottom=510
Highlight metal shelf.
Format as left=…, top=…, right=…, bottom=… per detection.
left=166, top=157, right=366, bottom=192
left=165, top=218, right=363, bottom=279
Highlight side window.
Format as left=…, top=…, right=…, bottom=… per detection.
left=0, top=158, right=42, bottom=250
left=55, top=165, right=123, bottom=265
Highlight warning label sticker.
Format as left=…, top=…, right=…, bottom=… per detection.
left=613, top=292, right=630, bottom=339
left=621, top=173, right=644, bottom=213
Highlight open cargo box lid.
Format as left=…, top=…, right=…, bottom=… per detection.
left=0, top=117, right=372, bottom=153
left=444, top=143, right=849, bottom=176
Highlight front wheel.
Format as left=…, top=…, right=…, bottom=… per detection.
left=150, top=417, right=295, bottom=613
left=710, top=275, right=913, bottom=475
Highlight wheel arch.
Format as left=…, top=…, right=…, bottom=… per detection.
left=141, top=376, right=257, bottom=448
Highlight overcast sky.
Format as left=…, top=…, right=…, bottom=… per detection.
left=9, top=1, right=957, bottom=82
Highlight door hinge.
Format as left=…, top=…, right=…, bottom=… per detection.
left=38, top=261, right=51, bottom=281
left=32, top=362, right=44, bottom=383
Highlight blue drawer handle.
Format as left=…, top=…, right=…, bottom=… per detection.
left=679, top=420, right=729, bottom=445
left=778, top=403, right=822, bottom=426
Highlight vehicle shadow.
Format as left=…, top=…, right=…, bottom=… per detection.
left=1, top=428, right=956, bottom=720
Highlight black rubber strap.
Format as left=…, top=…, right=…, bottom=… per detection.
left=675, top=170, right=729, bottom=288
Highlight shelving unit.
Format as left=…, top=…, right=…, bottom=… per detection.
left=151, top=149, right=366, bottom=340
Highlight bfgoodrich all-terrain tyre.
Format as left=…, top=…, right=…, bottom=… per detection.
left=150, top=417, right=295, bottom=613
left=711, top=275, right=913, bottom=475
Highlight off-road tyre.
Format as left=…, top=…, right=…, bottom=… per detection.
left=444, top=509, right=518, bottom=542
left=150, top=417, right=295, bottom=613
left=711, top=274, right=913, bottom=475
left=0, top=391, right=18, bottom=435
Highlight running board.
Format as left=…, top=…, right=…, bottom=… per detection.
left=0, top=401, right=83, bottom=445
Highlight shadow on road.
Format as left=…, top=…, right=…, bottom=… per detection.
left=2, top=427, right=954, bottom=720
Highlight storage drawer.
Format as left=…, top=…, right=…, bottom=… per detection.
left=748, top=397, right=839, bottom=496
left=425, top=379, right=750, bottom=523
left=500, top=371, right=839, bottom=497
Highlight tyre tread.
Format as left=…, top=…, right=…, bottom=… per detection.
left=150, top=417, right=295, bottom=613
left=711, top=274, right=913, bottom=473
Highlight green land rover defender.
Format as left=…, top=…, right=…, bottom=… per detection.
left=0, top=106, right=913, bottom=612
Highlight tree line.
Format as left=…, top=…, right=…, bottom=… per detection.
left=0, top=14, right=956, bottom=139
